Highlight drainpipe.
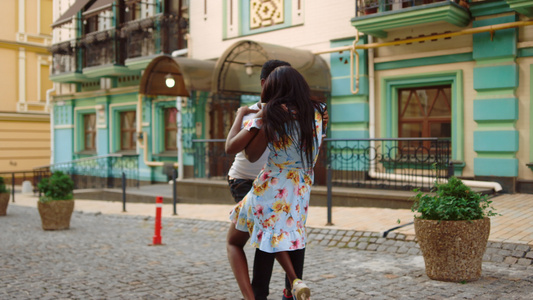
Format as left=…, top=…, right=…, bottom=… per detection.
left=176, top=96, right=184, bottom=180
left=46, top=85, right=55, bottom=164
left=136, top=93, right=178, bottom=168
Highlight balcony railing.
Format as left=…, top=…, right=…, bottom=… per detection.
left=81, top=28, right=118, bottom=68
left=50, top=40, right=77, bottom=75
left=192, top=138, right=451, bottom=192
left=356, top=0, right=450, bottom=16
left=34, top=154, right=139, bottom=190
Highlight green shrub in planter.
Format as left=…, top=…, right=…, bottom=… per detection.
left=37, top=171, right=74, bottom=203
left=0, top=176, right=10, bottom=216
left=411, top=176, right=499, bottom=282
left=0, top=177, right=8, bottom=193
left=412, top=176, right=498, bottom=221
left=37, top=171, right=75, bottom=230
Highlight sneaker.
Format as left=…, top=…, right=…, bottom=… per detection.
left=282, top=288, right=292, bottom=300
left=291, top=279, right=311, bottom=300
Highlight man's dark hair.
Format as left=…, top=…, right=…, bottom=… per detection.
left=260, top=59, right=291, bottom=80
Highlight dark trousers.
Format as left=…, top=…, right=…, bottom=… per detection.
left=228, top=177, right=307, bottom=299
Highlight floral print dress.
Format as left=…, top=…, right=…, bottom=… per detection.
left=229, top=107, right=325, bottom=253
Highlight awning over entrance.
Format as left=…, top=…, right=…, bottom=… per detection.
left=139, top=55, right=216, bottom=97
left=212, top=40, right=331, bottom=96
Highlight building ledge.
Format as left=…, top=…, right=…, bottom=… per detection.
left=351, top=1, right=471, bottom=38
left=50, top=72, right=87, bottom=83
left=83, top=64, right=136, bottom=78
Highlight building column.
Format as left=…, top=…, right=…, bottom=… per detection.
left=472, top=14, right=519, bottom=192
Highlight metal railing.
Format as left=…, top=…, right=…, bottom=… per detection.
left=356, top=0, right=451, bottom=16
left=34, top=154, right=139, bottom=190
left=192, top=138, right=451, bottom=191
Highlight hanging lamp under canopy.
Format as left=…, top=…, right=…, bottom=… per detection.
left=212, top=40, right=331, bottom=96
left=139, top=55, right=215, bottom=97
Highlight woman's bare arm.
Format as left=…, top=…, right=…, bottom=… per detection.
left=225, top=106, right=260, bottom=155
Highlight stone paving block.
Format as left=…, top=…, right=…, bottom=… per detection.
left=366, top=244, right=378, bottom=251
left=354, top=231, right=363, bottom=237
left=347, top=241, right=357, bottom=248
left=337, top=242, right=347, bottom=248
left=397, top=246, right=409, bottom=254
left=377, top=245, right=388, bottom=252
left=512, top=250, right=525, bottom=258
left=483, top=254, right=491, bottom=261
left=328, top=240, right=338, bottom=247
left=387, top=246, right=399, bottom=253
left=516, top=244, right=531, bottom=252
left=341, top=236, right=351, bottom=243
left=502, top=243, right=516, bottom=250
left=490, top=255, right=505, bottom=263
left=387, top=232, right=397, bottom=239
left=314, top=234, right=325, bottom=240
left=517, top=258, right=532, bottom=266
left=407, top=248, right=420, bottom=255
left=357, top=242, right=369, bottom=250
left=383, top=239, right=396, bottom=246
left=375, top=238, right=386, bottom=244
left=497, top=249, right=512, bottom=256
left=363, top=232, right=372, bottom=237
left=332, top=235, right=342, bottom=241
left=504, top=257, right=518, bottom=264
left=368, top=238, right=377, bottom=243
left=396, top=234, right=406, bottom=240
left=526, top=252, right=533, bottom=259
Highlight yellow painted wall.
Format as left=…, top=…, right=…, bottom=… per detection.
left=0, top=48, right=18, bottom=111
left=0, top=117, right=51, bottom=172
left=0, top=0, right=52, bottom=172
left=0, top=1, right=17, bottom=40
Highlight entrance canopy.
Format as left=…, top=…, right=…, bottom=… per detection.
left=140, top=55, right=215, bottom=97
left=213, top=40, right=331, bottom=95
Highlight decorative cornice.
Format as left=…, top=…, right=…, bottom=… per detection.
left=506, top=0, right=533, bottom=17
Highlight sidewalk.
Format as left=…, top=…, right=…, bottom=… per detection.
left=9, top=191, right=533, bottom=246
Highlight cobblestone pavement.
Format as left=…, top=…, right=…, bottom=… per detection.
left=2, top=205, right=533, bottom=299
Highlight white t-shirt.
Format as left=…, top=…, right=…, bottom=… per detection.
left=227, top=103, right=269, bottom=180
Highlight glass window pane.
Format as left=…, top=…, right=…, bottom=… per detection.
left=429, top=88, right=451, bottom=117
left=400, top=123, right=422, bottom=138
left=430, top=122, right=451, bottom=138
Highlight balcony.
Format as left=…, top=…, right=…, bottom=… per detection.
left=50, top=40, right=87, bottom=83
left=352, top=0, right=471, bottom=38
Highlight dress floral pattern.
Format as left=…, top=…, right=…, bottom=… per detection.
left=229, top=106, right=325, bottom=253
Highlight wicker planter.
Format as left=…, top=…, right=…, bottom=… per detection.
left=37, top=200, right=75, bottom=230
left=0, top=193, right=9, bottom=216
left=414, top=217, right=490, bottom=282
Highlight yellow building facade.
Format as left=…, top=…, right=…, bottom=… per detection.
left=0, top=0, right=53, bottom=174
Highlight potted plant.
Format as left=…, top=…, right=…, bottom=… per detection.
left=37, top=171, right=75, bottom=230
left=0, top=176, right=10, bottom=216
left=412, top=176, right=498, bottom=282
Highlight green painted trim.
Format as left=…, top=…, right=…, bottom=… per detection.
left=83, top=65, right=135, bottom=78
left=375, top=52, right=473, bottom=71
left=475, top=57, right=516, bottom=65
left=473, top=98, right=518, bottom=122
left=331, top=102, right=369, bottom=123
left=473, top=130, right=519, bottom=152
left=476, top=122, right=516, bottom=130
left=473, top=64, right=518, bottom=91
left=380, top=70, right=464, bottom=162
left=518, top=48, right=533, bottom=58
left=74, top=108, right=97, bottom=153
left=530, top=65, right=533, bottom=165
left=351, top=2, right=470, bottom=38
left=506, top=0, right=533, bottom=17
left=50, top=72, right=88, bottom=83
left=125, top=55, right=161, bottom=70
left=331, top=95, right=368, bottom=104
left=330, top=129, right=369, bottom=140
left=109, top=103, right=137, bottom=153
left=470, top=1, right=513, bottom=17
left=331, top=123, right=368, bottom=131
left=474, top=157, right=518, bottom=177
left=477, top=152, right=518, bottom=159
left=475, top=89, right=516, bottom=98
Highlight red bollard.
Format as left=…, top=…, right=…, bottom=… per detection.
left=152, top=196, right=163, bottom=245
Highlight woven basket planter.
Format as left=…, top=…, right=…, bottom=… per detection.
left=37, top=200, right=75, bottom=230
left=414, top=217, right=490, bottom=282
left=0, top=193, right=9, bottom=216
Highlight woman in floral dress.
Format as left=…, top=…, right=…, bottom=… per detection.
left=226, top=66, right=326, bottom=300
